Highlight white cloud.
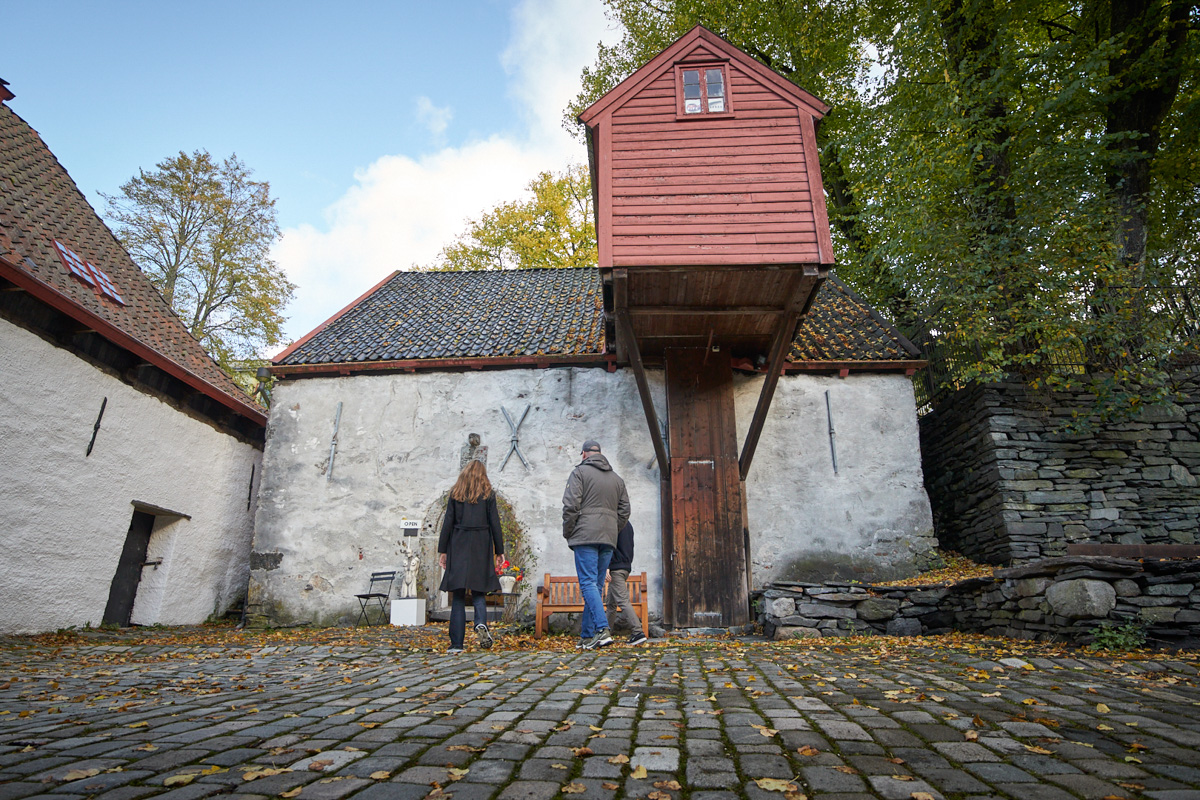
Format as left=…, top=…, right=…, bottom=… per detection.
left=273, top=0, right=615, bottom=344
left=415, top=96, right=453, bottom=137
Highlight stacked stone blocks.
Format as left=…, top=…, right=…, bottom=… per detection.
left=919, top=380, right=1200, bottom=564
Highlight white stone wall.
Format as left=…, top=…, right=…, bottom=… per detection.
left=250, top=366, right=934, bottom=626
left=0, top=318, right=263, bottom=634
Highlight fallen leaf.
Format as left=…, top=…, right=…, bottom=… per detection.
left=911, top=793, right=936, bottom=800
left=1025, top=745, right=1053, bottom=755
left=127, top=721, right=149, bottom=728
left=892, top=774, right=915, bottom=781
left=1098, top=724, right=1116, bottom=731
left=754, top=778, right=800, bottom=792
left=654, top=781, right=682, bottom=790
left=447, top=745, right=486, bottom=752
left=648, top=792, right=671, bottom=800
left=631, top=765, right=648, bottom=779
left=163, top=773, right=195, bottom=787
left=571, top=747, right=594, bottom=757
left=797, top=746, right=819, bottom=756
left=370, top=771, right=391, bottom=780
left=982, top=692, right=1001, bottom=697
left=309, top=759, right=334, bottom=771
left=447, top=768, right=469, bottom=781
left=608, top=754, right=629, bottom=765
left=964, top=730, right=979, bottom=741
left=135, top=743, right=157, bottom=752
left=62, top=769, right=101, bottom=781
left=358, top=722, right=379, bottom=729
left=834, top=766, right=858, bottom=774
left=602, top=782, right=619, bottom=790
left=1125, top=756, right=1142, bottom=764
left=281, top=788, right=302, bottom=798
left=1096, top=703, right=1111, bottom=714
left=657, top=734, right=676, bottom=740
left=561, top=782, right=586, bottom=794
left=243, top=767, right=291, bottom=781
left=552, top=764, right=569, bottom=770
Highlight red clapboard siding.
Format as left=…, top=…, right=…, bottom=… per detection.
left=603, top=59, right=816, bottom=265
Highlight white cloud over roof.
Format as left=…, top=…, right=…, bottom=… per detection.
left=273, top=0, right=614, bottom=345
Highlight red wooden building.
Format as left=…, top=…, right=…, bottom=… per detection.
left=580, top=26, right=836, bottom=628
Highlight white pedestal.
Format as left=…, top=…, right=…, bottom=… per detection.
left=390, top=598, right=426, bottom=627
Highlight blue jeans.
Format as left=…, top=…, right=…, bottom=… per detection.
left=449, top=589, right=488, bottom=649
left=573, top=545, right=613, bottom=639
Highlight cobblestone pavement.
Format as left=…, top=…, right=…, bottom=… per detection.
left=2, top=629, right=1200, bottom=800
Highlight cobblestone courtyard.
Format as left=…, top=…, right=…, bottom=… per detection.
left=2, top=628, right=1199, bottom=800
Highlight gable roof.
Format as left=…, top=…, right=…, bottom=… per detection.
left=272, top=268, right=922, bottom=376
left=578, top=25, right=831, bottom=126
left=0, top=99, right=265, bottom=428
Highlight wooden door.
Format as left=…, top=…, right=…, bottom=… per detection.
left=103, top=510, right=155, bottom=627
left=665, top=348, right=749, bottom=627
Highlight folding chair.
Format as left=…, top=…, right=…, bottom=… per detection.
left=354, top=571, right=396, bottom=626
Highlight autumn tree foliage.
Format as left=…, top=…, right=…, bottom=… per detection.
left=103, top=150, right=295, bottom=376
left=569, top=0, right=1200, bottom=417
left=430, top=165, right=596, bottom=271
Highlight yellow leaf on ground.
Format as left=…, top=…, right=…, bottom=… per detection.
left=631, top=765, right=648, bottom=779
left=127, top=721, right=149, bottom=728
left=552, top=764, right=569, bottom=770
left=912, top=793, right=936, bottom=800
left=602, top=783, right=619, bottom=790
left=243, top=767, right=291, bottom=781
left=370, top=771, right=391, bottom=780
left=1098, top=724, right=1115, bottom=731
left=447, top=768, right=469, bottom=781
left=797, top=746, right=819, bottom=756
left=135, top=743, right=157, bottom=752
left=309, top=759, right=334, bottom=771
left=648, top=792, right=671, bottom=800
left=62, top=769, right=101, bottom=781
left=608, top=754, right=629, bottom=764
left=572, top=747, right=594, bottom=757
left=163, top=773, right=195, bottom=787
left=754, top=778, right=799, bottom=792
left=1096, top=703, right=1111, bottom=714
left=654, top=781, right=682, bottom=790
left=281, top=788, right=302, bottom=798
left=561, top=782, right=586, bottom=794
left=1024, top=745, right=1053, bottom=755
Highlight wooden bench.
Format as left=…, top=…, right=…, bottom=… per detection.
left=535, top=572, right=648, bottom=637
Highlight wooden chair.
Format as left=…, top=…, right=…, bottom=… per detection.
left=535, top=572, right=648, bottom=637
left=354, top=571, right=396, bottom=626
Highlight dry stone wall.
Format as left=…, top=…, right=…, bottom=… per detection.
left=758, top=556, right=1200, bottom=646
left=918, top=381, right=1200, bottom=564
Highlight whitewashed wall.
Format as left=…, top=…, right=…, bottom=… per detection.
left=250, top=366, right=934, bottom=626
left=0, top=318, right=262, bottom=634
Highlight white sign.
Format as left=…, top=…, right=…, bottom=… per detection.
left=400, top=519, right=420, bottom=535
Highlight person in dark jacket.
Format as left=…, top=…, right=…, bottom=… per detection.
left=562, top=439, right=630, bottom=649
left=438, top=459, right=504, bottom=652
left=606, top=521, right=647, bottom=645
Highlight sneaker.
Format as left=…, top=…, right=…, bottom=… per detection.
left=627, top=631, right=648, bottom=646
left=582, top=629, right=614, bottom=650
left=447, top=647, right=464, bottom=654
left=475, top=623, right=494, bottom=650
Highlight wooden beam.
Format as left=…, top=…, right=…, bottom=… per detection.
left=613, top=268, right=629, bottom=365
left=738, top=266, right=826, bottom=481
left=628, top=306, right=783, bottom=316
left=616, top=310, right=669, bottom=474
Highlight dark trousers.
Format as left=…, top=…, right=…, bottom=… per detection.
left=449, top=589, right=488, bottom=648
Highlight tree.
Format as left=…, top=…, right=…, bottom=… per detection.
left=569, top=0, right=1200, bottom=417
left=103, top=150, right=295, bottom=373
left=431, top=165, right=596, bottom=271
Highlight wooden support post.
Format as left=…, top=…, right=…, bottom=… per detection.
left=615, top=309, right=669, bottom=475
left=613, top=268, right=629, bottom=365
left=738, top=266, right=826, bottom=481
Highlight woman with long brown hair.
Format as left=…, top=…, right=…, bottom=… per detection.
left=437, top=459, right=504, bottom=652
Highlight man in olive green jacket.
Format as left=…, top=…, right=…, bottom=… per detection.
left=563, top=439, right=630, bottom=649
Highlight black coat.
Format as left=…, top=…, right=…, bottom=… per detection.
left=438, top=493, right=504, bottom=594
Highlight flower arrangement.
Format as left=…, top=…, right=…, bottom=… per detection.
left=495, top=560, right=524, bottom=582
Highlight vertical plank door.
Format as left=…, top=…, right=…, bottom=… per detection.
left=665, top=348, right=749, bottom=628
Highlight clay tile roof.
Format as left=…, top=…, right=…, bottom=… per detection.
left=277, top=268, right=606, bottom=365
left=792, top=277, right=922, bottom=362
left=278, top=269, right=919, bottom=369
left=0, top=102, right=263, bottom=424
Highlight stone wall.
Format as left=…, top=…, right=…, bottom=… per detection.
left=758, top=556, right=1200, bottom=646
left=919, top=381, right=1200, bottom=565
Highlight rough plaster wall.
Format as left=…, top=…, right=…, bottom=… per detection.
left=251, top=367, right=934, bottom=624
left=249, top=368, right=667, bottom=626
left=0, top=318, right=262, bottom=634
left=737, top=373, right=936, bottom=582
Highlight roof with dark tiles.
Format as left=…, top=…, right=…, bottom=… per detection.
left=0, top=100, right=263, bottom=423
left=276, top=268, right=920, bottom=368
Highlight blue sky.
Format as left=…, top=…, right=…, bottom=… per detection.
left=4, top=0, right=615, bottom=344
